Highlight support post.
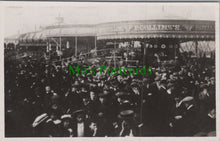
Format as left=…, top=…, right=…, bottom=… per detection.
left=195, top=40, right=198, bottom=58
left=140, top=42, right=147, bottom=136
left=75, top=36, right=78, bottom=57
left=143, top=43, right=147, bottom=66
left=59, top=37, right=62, bottom=61
left=174, top=43, right=176, bottom=60
left=94, top=36, right=97, bottom=52
left=114, top=40, right=116, bottom=68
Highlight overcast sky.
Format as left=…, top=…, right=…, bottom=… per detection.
left=3, top=2, right=218, bottom=37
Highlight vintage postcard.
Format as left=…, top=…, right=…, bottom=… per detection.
left=0, top=1, right=219, bottom=141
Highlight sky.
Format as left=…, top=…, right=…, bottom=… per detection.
left=3, top=2, right=218, bottom=37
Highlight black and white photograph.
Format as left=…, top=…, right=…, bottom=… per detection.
left=1, top=2, right=219, bottom=138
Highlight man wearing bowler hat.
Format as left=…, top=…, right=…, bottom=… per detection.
left=181, top=96, right=199, bottom=136
left=117, top=110, right=139, bottom=136
left=96, top=90, right=115, bottom=136
left=72, top=109, right=90, bottom=137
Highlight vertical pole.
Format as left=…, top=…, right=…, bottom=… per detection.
left=60, top=36, right=62, bottom=61
left=59, top=21, right=62, bottom=61
left=126, top=41, right=129, bottom=65
left=94, top=36, right=97, bottom=52
left=14, top=43, right=16, bottom=50
left=114, top=40, right=116, bottom=68
left=49, top=40, right=50, bottom=61
left=195, top=40, right=198, bottom=58
left=140, top=42, right=146, bottom=136
left=143, top=43, right=146, bottom=66
left=75, top=36, right=78, bottom=57
left=174, top=43, right=176, bottom=60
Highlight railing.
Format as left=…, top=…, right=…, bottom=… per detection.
left=50, top=48, right=113, bottom=63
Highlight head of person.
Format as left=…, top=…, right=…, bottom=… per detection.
left=117, top=75, right=123, bottom=83
left=90, top=91, right=97, bottom=101
left=99, top=96, right=106, bottom=104
left=76, top=113, right=84, bottom=123
left=187, top=71, right=192, bottom=77
left=154, top=75, right=161, bottom=85
left=199, top=86, right=209, bottom=100
left=210, top=77, right=215, bottom=85
left=160, top=80, right=166, bottom=88
left=131, top=85, right=140, bottom=95
left=73, top=110, right=85, bottom=123
left=61, top=115, right=72, bottom=129
left=82, top=95, right=90, bottom=106
left=116, top=92, right=127, bottom=104
left=143, top=78, right=150, bottom=86
left=71, top=87, right=77, bottom=92
left=63, top=119, right=71, bottom=129
left=49, top=110, right=60, bottom=120
left=45, top=86, right=51, bottom=93
left=182, top=96, right=194, bottom=108
left=98, top=90, right=108, bottom=104
left=167, top=82, right=175, bottom=91
left=89, top=121, right=98, bottom=131
left=119, top=110, right=135, bottom=124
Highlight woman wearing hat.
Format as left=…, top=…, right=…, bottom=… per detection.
left=117, top=110, right=139, bottom=137
left=60, top=114, right=74, bottom=137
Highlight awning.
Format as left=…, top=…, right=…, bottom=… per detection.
left=96, top=20, right=215, bottom=40
left=19, top=30, right=47, bottom=42
left=18, top=24, right=96, bottom=43
left=97, top=33, right=215, bottom=40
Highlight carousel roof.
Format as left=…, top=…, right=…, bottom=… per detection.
left=18, top=24, right=96, bottom=42
left=9, top=19, right=215, bottom=43
left=96, top=20, right=215, bottom=40
left=19, top=30, right=47, bottom=42
left=5, top=34, right=20, bottom=44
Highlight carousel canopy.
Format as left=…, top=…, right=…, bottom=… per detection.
left=10, top=19, right=215, bottom=44
left=96, top=20, right=215, bottom=40
left=18, top=24, right=96, bottom=43
left=44, top=24, right=96, bottom=37
left=5, top=34, right=20, bottom=44
left=19, top=30, right=47, bottom=42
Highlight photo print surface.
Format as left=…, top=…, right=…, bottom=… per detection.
left=3, top=2, right=218, bottom=137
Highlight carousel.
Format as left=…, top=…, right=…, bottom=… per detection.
left=96, top=20, right=215, bottom=66
left=5, top=19, right=215, bottom=66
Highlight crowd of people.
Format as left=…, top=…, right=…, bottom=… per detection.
left=5, top=47, right=216, bottom=137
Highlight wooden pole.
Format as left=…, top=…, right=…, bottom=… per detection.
left=195, top=40, right=198, bottom=58
left=95, top=36, right=97, bottom=51
left=114, top=40, right=116, bottom=68
left=60, top=37, right=62, bottom=60
left=140, top=42, right=146, bottom=136
left=75, top=36, right=78, bottom=57
left=174, top=43, right=176, bottom=60
left=94, top=36, right=97, bottom=56
left=143, top=43, right=147, bottom=66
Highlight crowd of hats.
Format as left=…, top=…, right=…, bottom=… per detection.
left=5, top=53, right=216, bottom=137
